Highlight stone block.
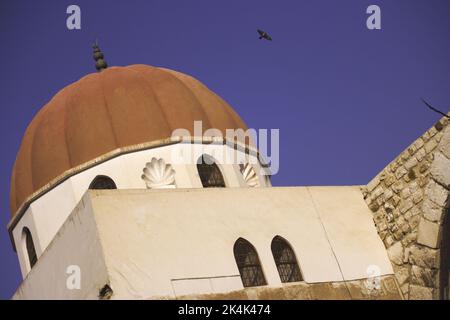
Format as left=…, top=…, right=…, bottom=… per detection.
left=401, top=188, right=411, bottom=199
left=409, top=215, right=421, bottom=230
left=408, top=245, right=439, bottom=269
left=430, top=152, right=450, bottom=188
left=400, top=223, right=411, bottom=234
left=367, top=176, right=380, bottom=192
left=418, top=176, right=428, bottom=187
left=392, top=195, right=401, bottom=206
left=393, top=228, right=404, bottom=241
left=411, top=265, right=435, bottom=287
left=384, top=235, right=394, bottom=247
left=409, top=181, right=420, bottom=193
left=389, top=161, right=399, bottom=173
left=400, top=199, right=414, bottom=214
left=392, top=182, right=403, bottom=194
left=377, top=221, right=388, bottom=232
left=414, top=138, right=424, bottom=150
left=418, top=162, right=429, bottom=173
left=412, top=191, right=423, bottom=204
left=424, top=139, right=437, bottom=154
left=438, top=127, right=450, bottom=159
left=422, top=199, right=443, bottom=223
left=410, top=206, right=421, bottom=217
left=387, top=241, right=404, bottom=265
left=409, top=284, right=433, bottom=300
left=429, top=126, right=438, bottom=138
left=415, top=148, right=426, bottom=161
left=405, top=157, right=418, bottom=170
left=385, top=175, right=396, bottom=187
left=393, top=265, right=409, bottom=286
left=408, top=145, right=417, bottom=156
left=372, top=186, right=384, bottom=199
left=402, top=231, right=417, bottom=247
left=401, top=151, right=410, bottom=161
left=395, top=166, right=408, bottom=179
left=425, top=180, right=448, bottom=207
left=384, top=189, right=394, bottom=200
left=417, top=219, right=440, bottom=248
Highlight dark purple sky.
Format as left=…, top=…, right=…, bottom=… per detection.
left=1, top=0, right=449, bottom=299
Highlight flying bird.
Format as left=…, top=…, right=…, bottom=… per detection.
left=421, top=98, right=449, bottom=118
left=257, top=29, right=272, bottom=41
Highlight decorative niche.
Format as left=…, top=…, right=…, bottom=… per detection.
left=239, top=163, right=260, bottom=187
left=141, top=158, right=176, bottom=189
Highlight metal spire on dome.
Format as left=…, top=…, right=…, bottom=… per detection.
left=93, top=39, right=108, bottom=72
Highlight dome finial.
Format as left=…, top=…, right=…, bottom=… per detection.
left=93, top=39, right=108, bottom=72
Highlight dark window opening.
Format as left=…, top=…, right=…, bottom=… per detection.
left=89, top=175, right=117, bottom=190
left=271, top=236, right=303, bottom=283
left=233, top=238, right=266, bottom=287
left=23, top=227, right=37, bottom=269
left=197, top=155, right=225, bottom=188
left=441, top=208, right=450, bottom=300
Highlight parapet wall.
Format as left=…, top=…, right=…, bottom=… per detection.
left=362, top=114, right=450, bottom=299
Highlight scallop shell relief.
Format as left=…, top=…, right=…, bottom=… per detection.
left=141, top=158, right=176, bottom=189
left=240, top=163, right=259, bottom=187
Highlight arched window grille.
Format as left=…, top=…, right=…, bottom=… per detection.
left=233, top=238, right=266, bottom=287
left=23, top=227, right=37, bottom=269
left=197, top=154, right=225, bottom=188
left=89, top=175, right=117, bottom=190
left=271, top=236, right=303, bottom=283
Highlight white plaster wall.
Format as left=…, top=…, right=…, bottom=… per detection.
left=13, top=186, right=393, bottom=299
left=29, top=179, right=77, bottom=255
left=11, top=142, right=266, bottom=279
left=87, top=187, right=392, bottom=299
left=13, top=196, right=109, bottom=300
left=12, top=207, right=39, bottom=277
left=171, top=276, right=242, bottom=296
left=308, top=186, right=394, bottom=280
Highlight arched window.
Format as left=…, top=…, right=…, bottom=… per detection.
left=23, top=227, right=37, bottom=269
left=196, top=154, right=225, bottom=188
left=233, top=238, right=266, bottom=287
left=89, top=175, right=117, bottom=190
left=441, top=208, right=450, bottom=300
left=271, top=236, right=303, bottom=283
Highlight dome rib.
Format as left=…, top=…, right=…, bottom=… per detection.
left=162, top=69, right=245, bottom=132
left=127, top=66, right=173, bottom=137
left=99, top=69, right=120, bottom=149
left=31, top=88, right=73, bottom=192
left=154, top=67, right=213, bottom=131
left=63, top=81, right=78, bottom=168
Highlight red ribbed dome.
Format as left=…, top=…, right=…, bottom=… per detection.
left=10, top=64, right=247, bottom=216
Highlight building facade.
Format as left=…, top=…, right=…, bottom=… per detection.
left=7, top=60, right=450, bottom=300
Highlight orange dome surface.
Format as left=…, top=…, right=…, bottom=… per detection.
left=10, top=64, right=247, bottom=217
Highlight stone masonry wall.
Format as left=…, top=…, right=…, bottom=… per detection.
left=362, top=114, right=450, bottom=300
left=176, top=275, right=402, bottom=300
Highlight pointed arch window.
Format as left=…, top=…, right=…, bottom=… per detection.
left=23, top=227, right=37, bottom=269
left=89, top=175, right=117, bottom=190
left=271, top=236, right=303, bottom=283
left=197, top=154, right=225, bottom=188
left=233, top=238, right=266, bottom=287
